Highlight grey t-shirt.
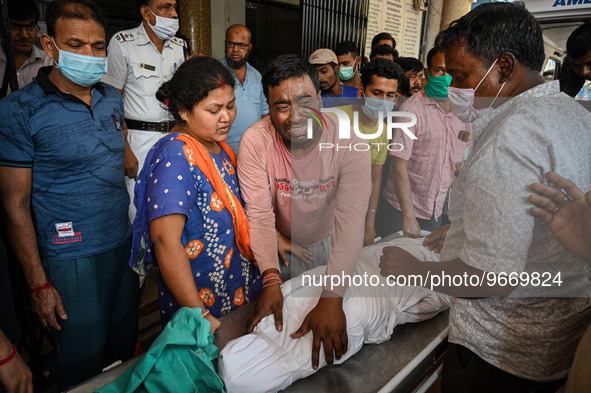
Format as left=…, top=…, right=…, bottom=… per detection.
left=442, top=81, right=591, bottom=381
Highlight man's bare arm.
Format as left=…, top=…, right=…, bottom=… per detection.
left=379, top=246, right=515, bottom=298
left=114, top=88, right=138, bottom=180
left=0, top=329, right=32, bottom=393
left=364, top=163, right=383, bottom=245
left=0, top=166, right=67, bottom=330
left=392, top=157, right=420, bottom=237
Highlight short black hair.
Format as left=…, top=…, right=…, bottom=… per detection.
left=371, top=32, right=396, bottom=50
left=426, top=47, right=443, bottom=71
left=435, top=2, right=545, bottom=72
left=395, top=57, right=423, bottom=73
left=136, top=0, right=151, bottom=10
left=8, top=0, right=39, bottom=22
left=46, top=0, right=105, bottom=37
left=360, top=58, right=404, bottom=89
left=156, top=57, right=235, bottom=123
left=567, top=23, right=591, bottom=60
left=370, top=44, right=398, bottom=60
left=262, top=54, right=320, bottom=99
left=334, top=41, right=358, bottom=58
left=397, top=75, right=411, bottom=97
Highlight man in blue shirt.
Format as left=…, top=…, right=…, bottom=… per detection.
left=0, top=0, right=138, bottom=389
left=221, top=24, right=269, bottom=153
left=309, top=48, right=358, bottom=107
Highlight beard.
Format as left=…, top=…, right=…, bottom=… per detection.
left=225, top=52, right=249, bottom=69
left=319, top=80, right=336, bottom=94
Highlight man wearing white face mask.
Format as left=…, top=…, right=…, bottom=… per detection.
left=102, top=0, right=187, bottom=223
left=0, top=0, right=139, bottom=389
left=380, top=3, right=591, bottom=392
left=378, top=47, right=470, bottom=239
left=332, top=59, right=404, bottom=246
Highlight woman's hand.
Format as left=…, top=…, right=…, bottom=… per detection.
left=205, top=314, right=221, bottom=334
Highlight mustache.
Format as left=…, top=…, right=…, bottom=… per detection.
left=13, top=38, right=34, bottom=44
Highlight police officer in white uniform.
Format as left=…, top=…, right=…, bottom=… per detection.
left=102, top=0, right=187, bottom=222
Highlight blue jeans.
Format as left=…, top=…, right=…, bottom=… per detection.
left=43, top=238, right=139, bottom=390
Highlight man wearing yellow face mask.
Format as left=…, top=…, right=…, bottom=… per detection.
left=378, top=47, right=471, bottom=239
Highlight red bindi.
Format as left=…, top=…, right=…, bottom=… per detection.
left=219, top=79, right=225, bottom=90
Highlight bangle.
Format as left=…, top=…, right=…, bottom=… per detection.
left=201, top=309, right=210, bottom=318
left=28, top=280, right=52, bottom=293
left=368, top=209, right=377, bottom=212
left=0, top=345, right=17, bottom=366
left=262, top=272, right=281, bottom=284
left=263, top=279, right=282, bottom=289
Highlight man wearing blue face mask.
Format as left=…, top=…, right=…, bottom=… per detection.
left=378, top=47, right=471, bottom=239
left=102, top=0, right=187, bottom=223
left=380, top=3, right=591, bottom=391
left=0, top=0, right=139, bottom=389
left=331, top=59, right=404, bottom=246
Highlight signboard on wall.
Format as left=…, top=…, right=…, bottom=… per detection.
left=364, top=0, right=423, bottom=58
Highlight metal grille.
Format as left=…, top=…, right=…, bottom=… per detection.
left=301, top=0, right=370, bottom=58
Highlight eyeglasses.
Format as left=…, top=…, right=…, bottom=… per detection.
left=225, top=40, right=250, bottom=50
left=9, top=22, right=39, bottom=33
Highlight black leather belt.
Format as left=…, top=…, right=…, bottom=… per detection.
left=125, top=119, right=176, bottom=133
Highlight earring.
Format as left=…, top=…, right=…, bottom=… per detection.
left=181, top=112, right=188, bottom=121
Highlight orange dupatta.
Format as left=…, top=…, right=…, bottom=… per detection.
left=176, top=134, right=255, bottom=261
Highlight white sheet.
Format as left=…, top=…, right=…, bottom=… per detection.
left=218, top=238, right=450, bottom=393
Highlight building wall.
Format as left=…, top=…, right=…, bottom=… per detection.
left=210, top=0, right=246, bottom=60
left=209, top=0, right=301, bottom=60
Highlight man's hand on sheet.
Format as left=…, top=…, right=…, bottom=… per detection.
left=247, top=279, right=284, bottom=333
left=276, top=228, right=313, bottom=266
left=423, top=224, right=450, bottom=254
left=402, top=216, right=421, bottom=238
left=291, top=295, right=347, bottom=370
left=379, top=246, right=423, bottom=278
left=30, top=286, right=68, bottom=331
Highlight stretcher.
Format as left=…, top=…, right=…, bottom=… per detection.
left=71, top=235, right=449, bottom=393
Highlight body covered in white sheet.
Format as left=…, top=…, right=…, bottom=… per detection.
left=219, top=237, right=450, bottom=392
